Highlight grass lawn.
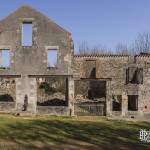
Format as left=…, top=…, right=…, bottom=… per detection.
left=0, top=115, right=149, bottom=150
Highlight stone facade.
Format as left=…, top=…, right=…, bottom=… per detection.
left=0, top=5, right=74, bottom=115
left=0, top=5, right=149, bottom=118
left=74, top=54, right=150, bottom=119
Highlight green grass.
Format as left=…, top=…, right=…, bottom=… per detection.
left=0, top=115, right=149, bottom=150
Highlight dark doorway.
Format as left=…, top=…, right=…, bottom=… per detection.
left=74, top=80, right=106, bottom=116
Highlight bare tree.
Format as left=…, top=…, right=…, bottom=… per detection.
left=134, top=32, right=150, bottom=54
left=115, top=43, right=129, bottom=55
left=78, top=41, right=90, bottom=54
left=78, top=41, right=112, bottom=55
left=77, top=32, right=150, bottom=56
left=115, top=32, right=150, bottom=55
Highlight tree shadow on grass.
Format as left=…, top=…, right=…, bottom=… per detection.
left=0, top=118, right=149, bottom=150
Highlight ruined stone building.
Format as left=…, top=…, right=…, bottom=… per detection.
left=0, top=5, right=149, bottom=119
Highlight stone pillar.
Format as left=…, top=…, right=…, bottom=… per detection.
left=16, top=76, right=37, bottom=114
left=122, top=93, right=128, bottom=117
left=106, top=80, right=112, bottom=116
left=28, top=78, right=37, bottom=114
left=137, top=92, right=144, bottom=117
left=67, top=77, right=74, bottom=116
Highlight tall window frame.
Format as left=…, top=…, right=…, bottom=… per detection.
left=22, top=22, right=33, bottom=46
left=0, top=49, right=10, bottom=69
left=46, top=46, right=59, bottom=69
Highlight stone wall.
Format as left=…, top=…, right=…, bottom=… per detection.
left=37, top=106, right=68, bottom=115
left=0, top=5, right=150, bottom=118
left=16, top=77, right=37, bottom=114
left=0, top=5, right=73, bottom=76
left=136, top=56, right=150, bottom=116
left=0, top=5, right=74, bottom=114
left=0, top=102, right=15, bottom=112
left=73, top=55, right=150, bottom=118
left=73, top=55, right=129, bottom=97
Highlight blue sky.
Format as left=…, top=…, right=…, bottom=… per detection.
left=47, top=50, right=57, bottom=67
left=0, top=0, right=150, bottom=52
left=1, top=50, right=10, bottom=67
left=22, top=23, right=32, bottom=46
